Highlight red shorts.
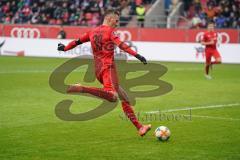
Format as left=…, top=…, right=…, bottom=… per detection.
left=205, top=48, right=221, bottom=64
left=96, top=64, right=119, bottom=92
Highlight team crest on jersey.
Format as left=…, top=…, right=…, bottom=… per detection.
left=112, top=31, right=119, bottom=37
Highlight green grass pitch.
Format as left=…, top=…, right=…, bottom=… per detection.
left=0, top=56, right=240, bottom=160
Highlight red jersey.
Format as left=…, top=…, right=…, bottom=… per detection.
left=202, top=31, right=218, bottom=49
left=65, top=25, right=137, bottom=74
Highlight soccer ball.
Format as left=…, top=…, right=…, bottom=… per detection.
left=155, top=126, right=171, bottom=141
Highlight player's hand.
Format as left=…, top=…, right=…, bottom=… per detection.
left=135, top=54, right=147, bottom=65
left=57, top=43, right=65, bottom=51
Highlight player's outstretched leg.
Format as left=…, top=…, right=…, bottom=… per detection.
left=205, top=52, right=212, bottom=79
left=205, top=57, right=221, bottom=80
left=211, top=57, right=222, bottom=65
left=206, top=53, right=222, bottom=79
left=118, top=86, right=151, bottom=136
left=205, top=64, right=212, bottom=80
left=67, top=83, right=118, bottom=102
left=121, top=101, right=151, bottom=136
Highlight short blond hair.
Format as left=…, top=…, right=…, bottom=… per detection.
left=104, top=9, right=120, bottom=18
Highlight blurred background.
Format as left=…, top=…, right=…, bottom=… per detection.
left=0, top=1, right=240, bottom=160
left=0, top=0, right=239, bottom=29
left=0, top=0, right=239, bottom=61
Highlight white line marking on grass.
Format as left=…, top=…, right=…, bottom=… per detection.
left=146, top=103, right=240, bottom=114
left=182, top=114, right=240, bottom=121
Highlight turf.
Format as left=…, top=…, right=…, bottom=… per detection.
left=0, top=56, right=240, bottom=160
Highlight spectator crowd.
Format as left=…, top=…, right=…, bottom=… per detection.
left=183, top=0, right=240, bottom=28
left=1, top=0, right=239, bottom=28
left=0, top=0, right=152, bottom=26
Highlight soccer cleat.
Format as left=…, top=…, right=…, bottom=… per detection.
left=138, top=124, right=151, bottom=137
left=67, top=83, right=83, bottom=93
left=205, top=74, right=212, bottom=80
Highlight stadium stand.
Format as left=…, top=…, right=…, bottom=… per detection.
left=182, top=0, right=240, bottom=29
left=0, top=0, right=154, bottom=27
left=0, top=0, right=239, bottom=28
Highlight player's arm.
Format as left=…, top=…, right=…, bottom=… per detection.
left=57, top=32, right=90, bottom=51
left=111, top=33, right=147, bottom=65
left=201, top=40, right=214, bottom=46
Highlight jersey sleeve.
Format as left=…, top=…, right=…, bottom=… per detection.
left=111, top=31, right=137, bottom=56
left=64, top=32, right=90, bottom=51
left=79, top=31, right=90, bottom=43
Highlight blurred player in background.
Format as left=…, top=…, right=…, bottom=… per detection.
left=201, top=21, right=222, bottom=79
left=57, top=10, right=151, bottom=136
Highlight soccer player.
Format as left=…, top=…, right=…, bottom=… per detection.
left=201, top=21, right=222, bottom=79
left=57, top=10, right=151, bottom=136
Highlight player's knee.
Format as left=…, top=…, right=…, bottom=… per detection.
left=108, top=92, right=118, bottom=102
left=109, top=95, right=118, bottom=102
left=111, top=96, right=118, bottom=102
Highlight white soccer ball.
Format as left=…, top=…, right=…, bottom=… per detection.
left=155, top=126, right=171, bottom=141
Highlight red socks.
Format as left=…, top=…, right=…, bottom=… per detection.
left=81, top=86, right=117, bottom=102
left=67, top=85, right=142, bottom=130
left=67, top=85, right=117, bottom=102
left=121, top=101, right=142, bottom=130
left=82, top=88, right=143, bottom=130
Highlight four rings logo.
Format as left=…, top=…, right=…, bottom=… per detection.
left=196, top=32, right=230, bottom=44
left=10, top=27, right=41, bottom=38
left=116, top=30, right=132, bottom=41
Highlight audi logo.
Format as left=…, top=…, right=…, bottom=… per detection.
left=115, top=30, right=132, bottom=41
left=196, top=32, right=230, bottom=44
left=10, top=27, right=41, bottom=38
